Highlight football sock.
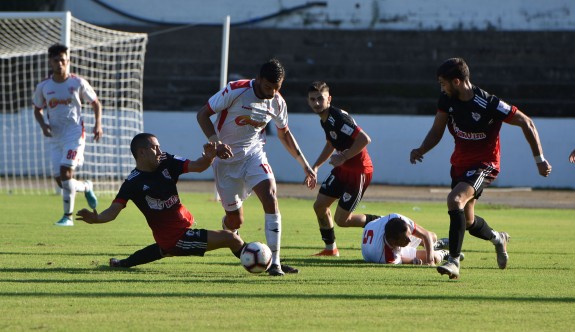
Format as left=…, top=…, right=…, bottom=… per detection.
left=265, top=213, right=281, bottom=266
left=73, top=179, right=87, bottom=192
left=364, top=214, right=380, bottom=227
left=122, top=243, right=164, bottom=267
left=448, top=209, right=466, bottom=258
left=467, top=215, right=495, bottom=241
left=319, top=227, right=336, bottom=246
left=61, top=179, right=76, bottom=215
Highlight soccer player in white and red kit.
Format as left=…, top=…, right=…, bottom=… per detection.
left=410, top=58, right=552, bottom=279
left=304, top=81, right=380, bottom=257
left=33, top=44, right=102, bottom=226
left=362, top=213, right=453, bottom=265
left=197, top=59, right=316, bottom=276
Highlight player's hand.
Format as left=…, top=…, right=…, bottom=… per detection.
left=76, top=208, right=98, bottom=224
left=329, top=151, right=346, bottom=167
left=410, top=148, right=424, bottom=164
left=303, top=165, right=317, bottom=189
left=41, top=124, right=52, bottom=137
left=537, top=160, right=552, bottom=177
left=93, top=125, right=103, bottom=142
left=202, top=142, right=217, bottom=159
left=569, top=149, right=575, bottom=163
left=216, top=143, right=233, bottom=159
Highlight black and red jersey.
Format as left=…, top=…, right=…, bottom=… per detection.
left=437, top=85, right=517, bottom=170
left=320, top=106, right=373, bottom=172
left=113, top=153, right=193, bottom=250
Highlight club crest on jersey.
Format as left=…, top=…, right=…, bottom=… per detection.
left=448, top=107, right=454, bottom=113
left=471, top=112, right=481, bottom=121
left=342, top=192, right=352, bottom=202
left=330, top=131, right=338, bottom=140
left=466, top=170, right=476, bottom=177
left=162, top=169, right=172, bottom=179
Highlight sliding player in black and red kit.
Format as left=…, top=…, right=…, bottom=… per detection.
left=410, top=58, right=552, bottom=279
left=77, top=133, right=246, bottom=268
left=304, top=81, right=380, bottom=257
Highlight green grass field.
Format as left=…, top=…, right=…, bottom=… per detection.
left=1, top=191, right=573, bottom=331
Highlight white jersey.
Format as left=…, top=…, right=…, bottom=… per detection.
left=207, top=79, right=288, bottom=163
left=32, top=74, right=98, bottom=139
left=361, top=213, right=420, bottom=264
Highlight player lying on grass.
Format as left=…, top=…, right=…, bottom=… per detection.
left=77, top=133, right=246, bottom=268
left=361, top=213, right=457, bottom=265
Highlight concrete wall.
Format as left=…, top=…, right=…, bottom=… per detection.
left=145, top=111, right=575, bottom=189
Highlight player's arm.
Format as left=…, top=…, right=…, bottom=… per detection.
left=91, top=100, right=103, bottom=142
left=186, top=142, right=217, bottom=172
left=77, top=202, right=124, bottom=224
left=410, top=111, right=448, bottom=164
left=196, top=104, right=232, bottom=159
left=505, top=109, right=552, bottom=177
left=411, top=224, right=436, bottom=265
left=33, top=106, right=52, bottom=137
left=277, top=127, right=317, bottom=186
left=330, top=129, right=370, bottom=167
left=305, top=141, right=335, bottom=190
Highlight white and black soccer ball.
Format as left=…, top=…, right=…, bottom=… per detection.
left=240, top=242, right=272, bottom=273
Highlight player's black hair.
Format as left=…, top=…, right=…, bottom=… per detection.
left=437, top=57, right=470, bottom=81
left=48, top=43, right=68, bottom=59
left=130, top=133, right=156, bottom=159
left=384, top=217, right=409, bottom=243
left=308, top=81, right=330, bottom=93
left=259, top=58, right=285, bottom=83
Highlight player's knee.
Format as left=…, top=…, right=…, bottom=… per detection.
left=334, top=215, right=351, bottom=227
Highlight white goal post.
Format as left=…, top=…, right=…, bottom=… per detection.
left=0, top=12, right=147, bottom=195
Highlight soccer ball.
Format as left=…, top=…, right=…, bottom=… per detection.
left=240, top=242, right=272, bottom=273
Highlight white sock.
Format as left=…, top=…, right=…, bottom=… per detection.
left=326, top=242, right=337, bottom=250
left=73, top=179, right=87, bottom=192
left=490, top=230, right=500, bottom=244
left=61, top=179, right=76, bottom=216
left=265, top=213, right=281, bottom=266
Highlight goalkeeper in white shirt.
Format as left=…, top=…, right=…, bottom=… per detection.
left=33, top=43, right=103, bottom=226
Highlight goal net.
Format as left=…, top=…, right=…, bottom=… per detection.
left=0, top=12, right=147, bottom=195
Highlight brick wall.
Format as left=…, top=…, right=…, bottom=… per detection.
left=138, top=26, right=574, bottom=117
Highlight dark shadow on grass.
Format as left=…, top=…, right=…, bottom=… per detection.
left=0, top=291, right=572, bottom=303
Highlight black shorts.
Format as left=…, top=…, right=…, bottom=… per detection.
left=164, top=228, right=208, bottom=257
left=450, top=165, right=499, bottom=199
left=319, top=167, right=372, bottom=212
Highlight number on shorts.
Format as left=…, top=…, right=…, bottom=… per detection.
left=259, top=163, right=273, bottom=174
left=66, top=149, right=77, bottom=161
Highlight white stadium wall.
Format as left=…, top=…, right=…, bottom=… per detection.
left=145, top=111, right=575, bottom=189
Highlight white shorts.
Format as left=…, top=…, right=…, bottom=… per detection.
left=48, top=134, right=85, bottom=176
left=213, top=150, right=275, bottom=211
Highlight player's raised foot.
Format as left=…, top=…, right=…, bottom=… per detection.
left=433, top=237, right=449, bottom=250
left=313, top=248, right=340, bottom=257
left=54, top=215, right=74, bottom=226
left=437, top=256, right=460, bottom=280
left=281, top=264, right=299, bottom=274
left=267, top=264, right=285, bottom=277
left=84, top=180, right=98, bottom=209
left=494, top=231, right=510, bottom=269
left=109, top=258, right=122, bottom=267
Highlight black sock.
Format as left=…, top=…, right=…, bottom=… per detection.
left=122, top=243, right=164, bottom=267
left=319, top=228, right=335, bottom=245
left=364, top=214, right=380, bottom=227
left=233, top=243, right=246, bottom=259
left=467, top=215, right=495, bottom=241
left=448, top=209, right=466, bottom=258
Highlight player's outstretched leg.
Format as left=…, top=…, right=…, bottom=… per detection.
left=492, top=231, right=510, bottom=269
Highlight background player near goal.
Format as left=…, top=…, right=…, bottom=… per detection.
left=0, top=12, right=146, bottom=196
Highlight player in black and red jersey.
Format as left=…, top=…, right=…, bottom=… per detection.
left=76, top=133, right=246, bottom=268
left=304, top=81, right=380, bottom=257
left=410, top=58, right=552, bottom=279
